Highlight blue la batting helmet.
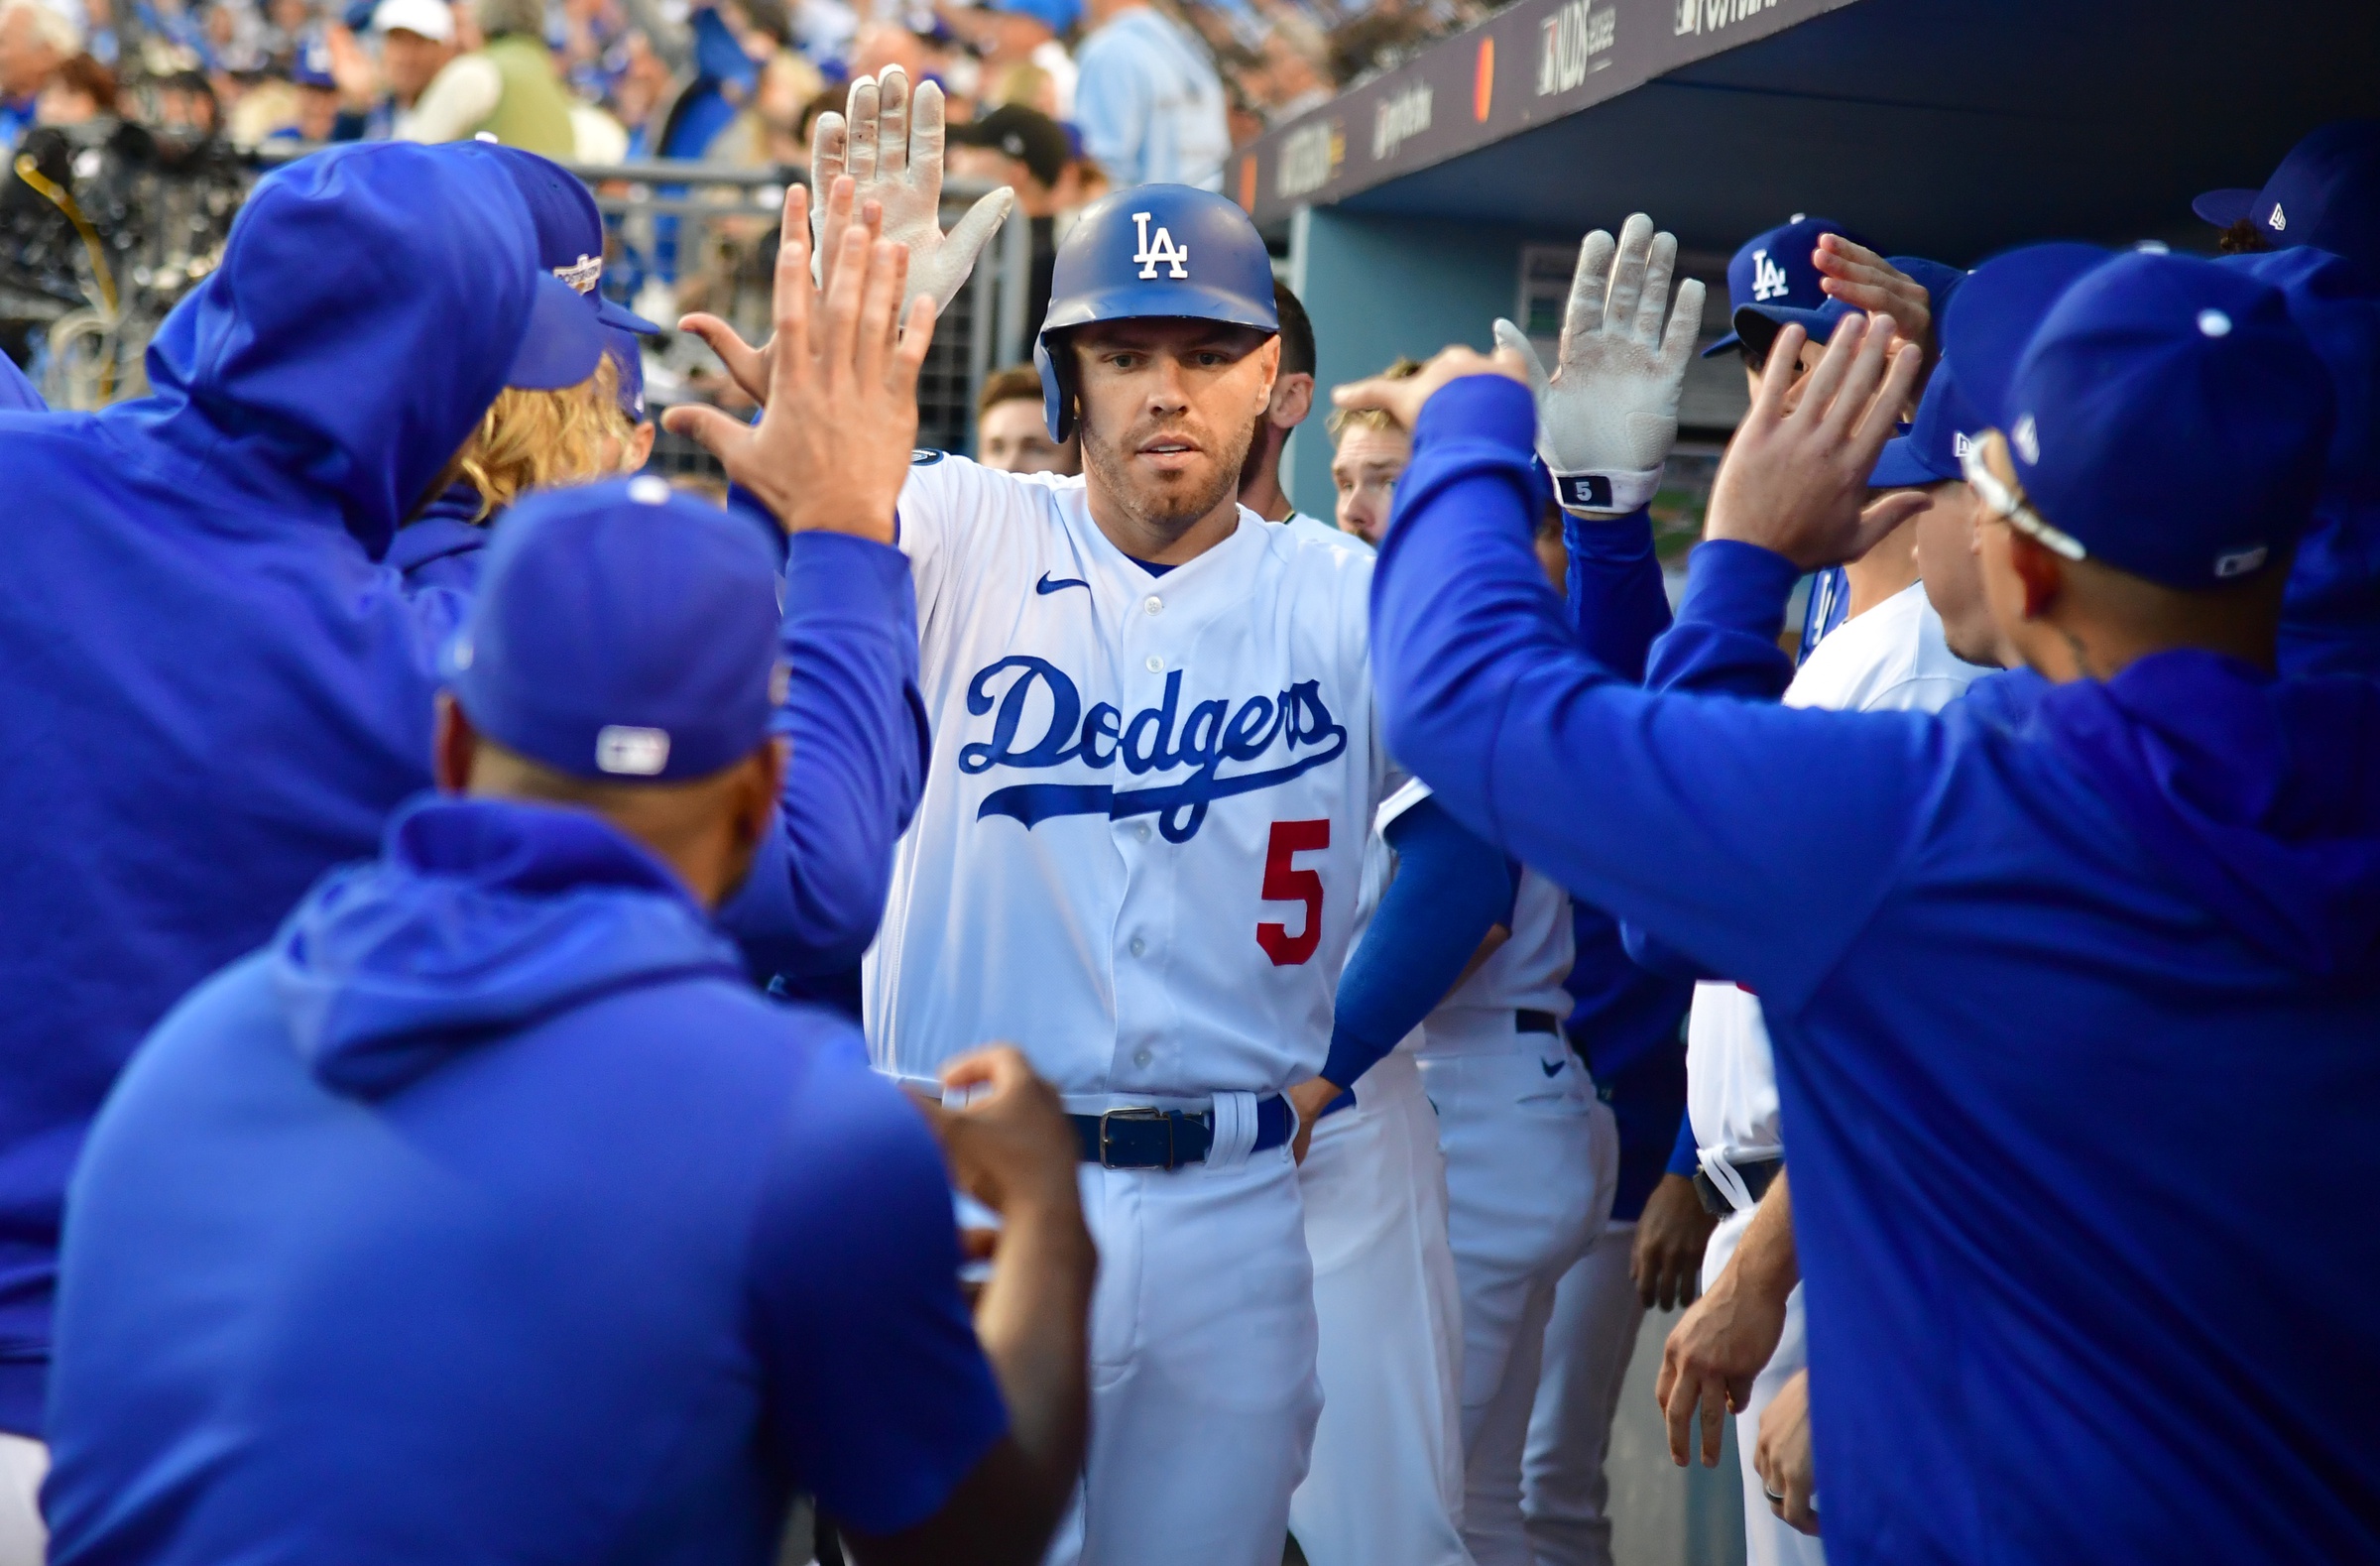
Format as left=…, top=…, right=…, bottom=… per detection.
left=1035, top=184, right=1280, bottom=440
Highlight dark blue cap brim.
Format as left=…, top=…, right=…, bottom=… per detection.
left=1868, top=434, right=1957, bottom=490
left=1730, top=301, right=1852, bottom=361
left=2193, top=188, right=2260, bottom=229
left=595, top=295, right=665, bottom=335
left=1700, top=330, right=1742, bottom=359
left=510, top=274, right=610, bottom=391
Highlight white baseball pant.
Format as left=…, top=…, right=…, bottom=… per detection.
left=0, top=1433, right=43, bottom=1566
left=1419, top=1014, right=1618, bottom=1566
left=1290, top=1049, right=1472, bottom=1566
left=1040, top=1138, right=1322, bottom=1566
left=1701, top=1205, right=1824, bottom=1566
left=1520, top=1218, right=1648, bottom=1566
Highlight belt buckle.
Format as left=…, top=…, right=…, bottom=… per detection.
left=1099, top=1107, right=1174, bottom=1170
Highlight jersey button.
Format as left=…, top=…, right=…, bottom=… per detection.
left=1136, top=822, right=1152, bottom=842
left=1132, top=1047, right=1153, bottom=1067
left=1143, top=595, right=1163, bottom=615
left=1129, top=937, right=1146, bottom=957
left=1144, top=655, right=1165, bottom=673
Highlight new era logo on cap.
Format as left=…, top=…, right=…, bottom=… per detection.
left=596, top=725, right=671, bottom=776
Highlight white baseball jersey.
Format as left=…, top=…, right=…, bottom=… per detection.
left=1688, top=580, right=1989, bottom=1167
left=865, top=456, right=1395, bottom=1098
left=1377, top=778, right=1575, bottom=1027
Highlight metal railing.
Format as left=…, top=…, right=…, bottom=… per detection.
left=3, top=134, right=1036, bottom=471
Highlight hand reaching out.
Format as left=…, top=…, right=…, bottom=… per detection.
left=811, top=65, right=1014, bottom=314
left=661, top=183, right=933, bottom=542
left=1703, top=314, right=1926, bottom=570
left=1813, top=233, right=1933, bottom=363
left=1330, top=343, right=1531, bottom=437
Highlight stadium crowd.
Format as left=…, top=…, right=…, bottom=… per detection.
left=0, top=16, right=2373, bottom=1565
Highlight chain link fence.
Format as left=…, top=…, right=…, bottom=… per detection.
left=2, top=133, right=1035, bottom=471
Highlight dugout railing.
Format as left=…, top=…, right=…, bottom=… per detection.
left=2, top=133, right=1036, bottom=471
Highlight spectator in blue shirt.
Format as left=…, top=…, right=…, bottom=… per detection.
left=1073, top=0, right=1228, bottom=189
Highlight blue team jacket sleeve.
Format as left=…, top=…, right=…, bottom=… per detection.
left=749, top=1047, right=1009, bottom=1536
left=1643, top=541, right=1801, bottom=699
left=1667, top=1106, right=1700, bottom=1177
left=1564, top=507, right=1672, bottom=680
left=1368, top=375, right=1940, bottom=1012
left=1322, top=797, right=1518, bottom=1090
left=716, top=532, right=930, bottom=978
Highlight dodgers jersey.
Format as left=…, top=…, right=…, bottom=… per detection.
left=1688, top=581, right=1987, bottom=1165
left=866, top=457, right=1395, bottom=1098
left=1378, top=778, right=1576, bottom=1029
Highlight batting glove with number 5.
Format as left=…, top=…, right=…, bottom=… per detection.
left=1494, top=212, right=1704, bottom=518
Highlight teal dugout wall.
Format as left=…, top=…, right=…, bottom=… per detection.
left=1284, top=206, right=1548, bottom=527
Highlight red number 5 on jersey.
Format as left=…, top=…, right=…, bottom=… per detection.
left=1256, top=819, right=1330, bottom=966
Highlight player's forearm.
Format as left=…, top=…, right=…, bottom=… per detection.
left=1729, top=1168, right=1800, bottom=1301
left=1564, top=506, right=1673, bottom=681
left=1322, top=797, right=1514, bottom=1090
left=1371, top=375, right=1931, bottom=1008
left=970, top=1191, right=1095, bottom=1515
left=717, top=534, right=926, bottom=971
left=1642, top=541, right=1800, bottom=698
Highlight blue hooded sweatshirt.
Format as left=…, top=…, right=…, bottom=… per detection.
left=0, top=143, right=540, bottom=1435
left=1371, top=377, right=2380, bottom=1566
left=43, top=797, right=1007, bottom=1564
left=0, top=142, right=925, bottom=1434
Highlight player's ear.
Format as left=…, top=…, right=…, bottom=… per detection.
left=2006, top=530, right=2066, bottom=621
left=431, top=692, right=477, bottom=794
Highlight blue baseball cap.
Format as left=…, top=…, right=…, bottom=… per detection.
left=606, top=324, right=647, bottom=423
left=447, top=476, right=785, bottom=781
left=2194, top=120, right=2380, bottom=280
left=989, top=0, right=1079, bottom=32
left=292, top=36, right=336, bottom=89
left=483, top=144, right=665, bottom=335
left=1704, top=215, right=1870, bottom=359
left=1869, top=357, right=1983, bottom=489
left=1963, top=249, right=2334, bottom=590
left=510, top=273, right=609, bottom=390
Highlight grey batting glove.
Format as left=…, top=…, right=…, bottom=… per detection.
left=809, top=64, right=1015, bottom=314
left=1494, top=213, right=1704, bottom=518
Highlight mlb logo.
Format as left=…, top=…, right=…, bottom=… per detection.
left=596, top=725, right=671, bottom=777
left=1131, top=212, right=1190, bottom=281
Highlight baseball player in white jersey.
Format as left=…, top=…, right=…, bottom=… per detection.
left=1656, top=361, right=1990, bottom=1560
left=688, top=69, right=1404, bottom=1566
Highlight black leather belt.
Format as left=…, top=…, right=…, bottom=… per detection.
left=1516, top=1009, right=1562, bottom=1035
left=1070, top=1096, right=1294, bottom=1170
left=1693, top=1155, right=1783, bottom=1217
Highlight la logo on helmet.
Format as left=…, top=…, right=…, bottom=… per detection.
left=1131, top=211, right=1191, bottom=280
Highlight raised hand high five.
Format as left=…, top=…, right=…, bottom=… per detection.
left=662, top=183, right=934, bottom=543
left=1492, top=212, right=1705, bottom=518
left=810, top=65, right=1014, bottom=314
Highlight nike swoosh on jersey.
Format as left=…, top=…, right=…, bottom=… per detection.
left=1034, top=572, right=1091, bottom=595
left=1541, top=1058, right=1566, bottom=1077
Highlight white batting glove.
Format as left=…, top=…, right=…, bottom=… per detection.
left=1494, top=213, right=1705, bottom=518
left=810, top=65, right=1015, bottom=315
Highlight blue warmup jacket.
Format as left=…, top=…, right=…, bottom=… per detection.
left=0, top=145, right=923, bottom=1434
left=44, top=797, right=1006, bottom=1564
left=0, top=354, right=44, bottom=411
left=2227, top=247, right=2380, bottom=677
left=1371, top=376, right=2380, bottom=1566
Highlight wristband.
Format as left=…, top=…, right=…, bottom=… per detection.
left=1546, top=462, right=1664, bottom=518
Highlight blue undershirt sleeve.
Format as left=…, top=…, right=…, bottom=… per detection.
left=1368, top=375, right=1941, bottom=1013
left=1564, top=505, right=1672, bottom=680
left=749, top=1043, right=1009, bottom=1536
left=1321, top=797, right=1518, bottom=1093
left=716, top=532, right=930, bottom=979
left=1667, top=1106, right=1701, bottom=1179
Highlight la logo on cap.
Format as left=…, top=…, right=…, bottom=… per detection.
left=1750, top=248, right=1789, bottom=301
left=1131, top=211, right=1189, bottom=280
left=596, top=725, right=671, bottom=776
left=2270, top=203, right=2287, bottom=232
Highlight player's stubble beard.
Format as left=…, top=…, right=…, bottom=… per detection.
left=1080, top=401, right=1259, bottom=553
